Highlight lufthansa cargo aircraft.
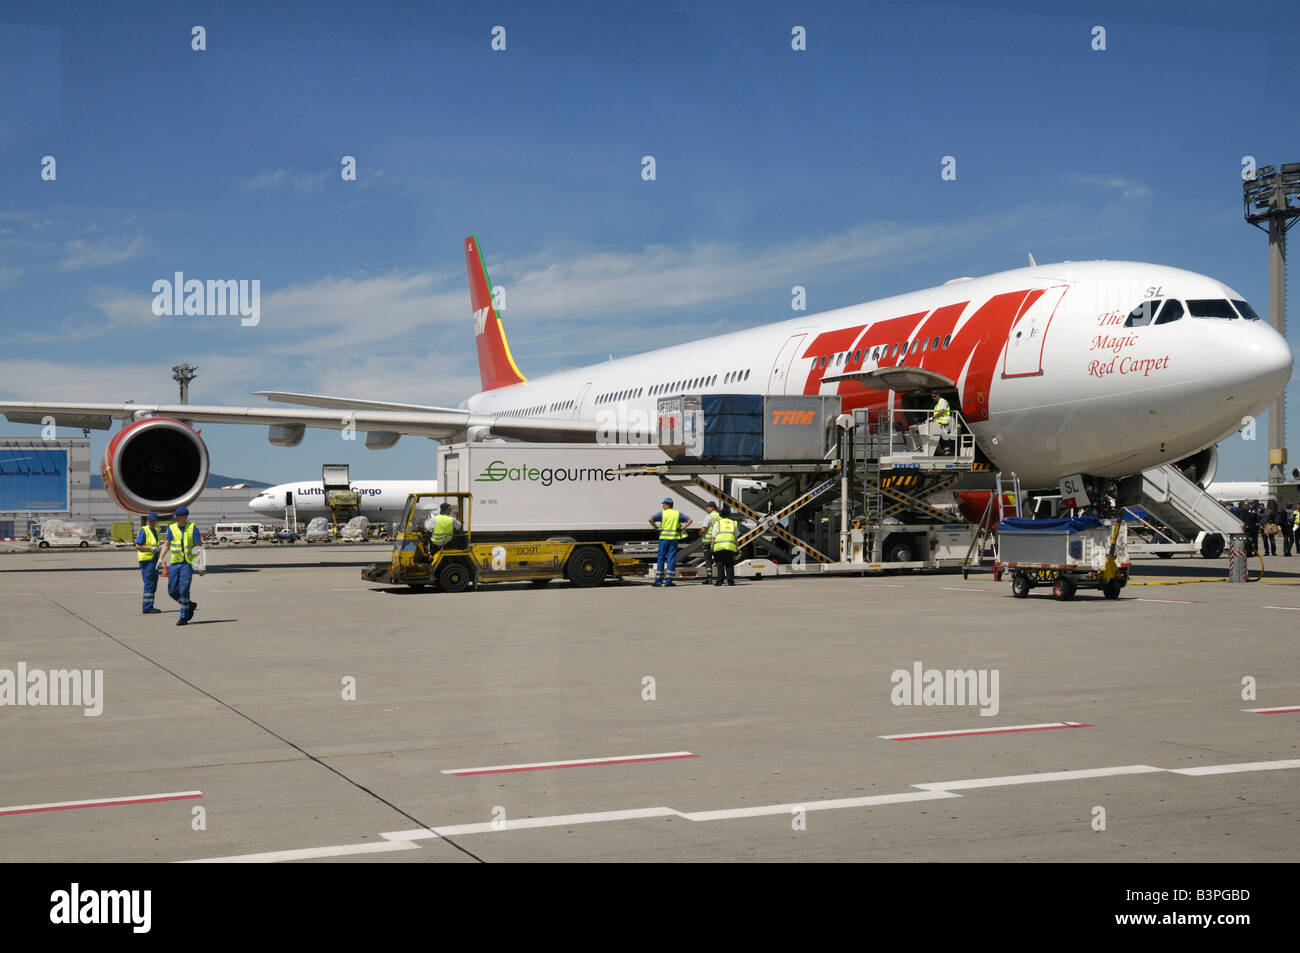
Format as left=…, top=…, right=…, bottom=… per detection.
left=249, top=480, right=438, bottom=519
left=0, top=236, right=1290, bottom=514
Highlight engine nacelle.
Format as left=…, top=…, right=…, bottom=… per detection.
left=100, top=417, right=209, bottom=514
left=955, top=490, right=1020, bottom=524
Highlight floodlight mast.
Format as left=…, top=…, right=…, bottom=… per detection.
left=1244, top=164, right=1300, bottom=488
left=171, top=363, right=198, bottom=405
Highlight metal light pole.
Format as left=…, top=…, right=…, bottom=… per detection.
left=171, top=363, right=198, bottom=405
left=1244, top=164, right=1300, bottom=487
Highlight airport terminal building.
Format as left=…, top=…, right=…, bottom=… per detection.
left=0, top=436, right=262, bottom=538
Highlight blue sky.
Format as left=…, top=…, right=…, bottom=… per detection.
left=1, top=0, right=1296, bottom=483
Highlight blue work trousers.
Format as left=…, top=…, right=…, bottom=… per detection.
left=167, top=562, right=195, bottom=620
left=655, top=540, right=679, bottom=584
left=140, top=558, right=160, bottom=611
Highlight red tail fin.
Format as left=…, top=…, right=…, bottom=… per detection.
left=465, top=235, right=526, bottom=391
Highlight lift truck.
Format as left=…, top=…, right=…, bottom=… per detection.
left=361, top=492, right=645, bottom=591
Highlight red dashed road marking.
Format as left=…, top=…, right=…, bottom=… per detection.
left=0, top=791, right=203, bottom=817
left=1241, top=706, right=1300, bottom=714
left=442, top=752, right=698, bottom=776
left=880, top=722, right=1091, bottom=741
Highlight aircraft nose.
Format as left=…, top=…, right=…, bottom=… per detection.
left=1220, top=321, right=1293, bottom=406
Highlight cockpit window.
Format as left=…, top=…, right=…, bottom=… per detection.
left=1231, top=299, right=1261, bottom=320
left=1154, top=299, right=1184, bottom=325
left=1187, top=299, right=1239, bottom=320
left=1124, top=300, right=1160, bottom=327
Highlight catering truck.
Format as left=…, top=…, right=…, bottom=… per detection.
left=362, top=491, right=645, bottom=590
left=436, top=441, right=716, bottom=540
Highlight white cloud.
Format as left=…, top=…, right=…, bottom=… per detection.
left=256, top=271, right=464, bottom=350
left=492, top=213, right=1036, bottom=320
left=58, top=235, right=147, bottom=271
left=5, top=212, right=1037, bottom=407
left=245, top=169, right=331, bottom=193
left=1066, top=174, right=1152, bottom=201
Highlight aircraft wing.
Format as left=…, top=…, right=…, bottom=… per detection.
left=0, top=401, right=600, bottom=444
left=252, top=391, right=460, bottom=414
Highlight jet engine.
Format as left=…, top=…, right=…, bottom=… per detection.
left=100, top=417, right=209, bottom=514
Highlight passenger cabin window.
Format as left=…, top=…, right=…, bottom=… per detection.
left=1188, top=299, right=1240, bottom=320
left=1232, top=299, right=1261, bottom=320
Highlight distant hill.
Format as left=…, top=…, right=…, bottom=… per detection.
left=90, top=473, right=271, bottom=490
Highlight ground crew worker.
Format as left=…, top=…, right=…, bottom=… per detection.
left=426, top=503, right=463, bottom=550
left=159, top=505, right=201, bottom=626
left=931, top=394, right=954, bottom=455
left=135, top=512, right=163, bottom=614
left=700, top=502, right=721, bottom=584
left=711, top=508, right=738, bottom=587
left=649, top=497, right=692, bottom=587
left=1286, top=504, right=1296, bottom=557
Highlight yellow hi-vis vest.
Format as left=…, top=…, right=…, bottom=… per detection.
left=704, top=511, right=720, bottom=541
left=659, top=509, right=685, bottom=541
left=431, top=514, right=456, bottom=546
left=138, top=525, right=158, bottom=562
left=933, top=397, right=952, bottom=426
left=712, top=518, right=738, bottom=553
left=168, top=523, right=198, bottom=564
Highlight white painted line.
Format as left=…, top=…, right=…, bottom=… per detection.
left=441, top=752, right=696, bottom=776
left=176, top=758, right=1300, bottom=861
left=913, top=765, right=1163, bottom=791
left=1, top=790, right=202, bottom=817
left=1241, top=705, right=1300, bottom=714
left=861, top=583, right=906, bottom=588
left=880, top=721, right=1090, bottom=741
left=331, top=587, right=372, bottom=591
left=1169, top=759, right=1300, bottom=776
left=680, top=790, right=957, bottom=822
left=1137, top=598, right=1204, bottom=605
left=941, top=586, right=990, bottom=592
left=434, top=807, right=681, bottom=836
left=1263, top=605, right=1300, bottom=612
left=182, top=839, right=419, bottom=863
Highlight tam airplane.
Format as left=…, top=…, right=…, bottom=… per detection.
left=249, top=480, right=438, bottom=518
left=0, top=236, right=1290, bottom=514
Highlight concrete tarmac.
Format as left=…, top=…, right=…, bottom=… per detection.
left=1, top=545, right=1297, bottom=863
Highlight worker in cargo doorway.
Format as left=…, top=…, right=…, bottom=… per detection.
left=135, top=512, right=163, bottom=614
left=700, top=501, right=721, bottom=584
left=423, top=503, right=463, bottom=557
left=711, top=508, right=739, bottom=586
left=158, top=506, right=200, bottom=626
left=649, top=497, right=692, bottom=587
left=931, top=393, right=954, bottom=456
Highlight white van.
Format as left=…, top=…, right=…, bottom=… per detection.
left=213, top=522, right=261, bottom=544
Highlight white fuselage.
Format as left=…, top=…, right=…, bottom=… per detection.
left=249, top=480, right=438, bottom=518
left=1206, top=482, right=1271, bottom=504
left=465, top=261, right=1291, bottom=488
